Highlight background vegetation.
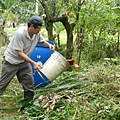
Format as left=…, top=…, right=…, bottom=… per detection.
left=0, top=0, right=120, bottom=120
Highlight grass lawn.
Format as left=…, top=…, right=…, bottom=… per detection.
left=0, top=78, right=25, bottom=120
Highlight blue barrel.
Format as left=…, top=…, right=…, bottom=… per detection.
left=30, top=40, right=54, bottom=88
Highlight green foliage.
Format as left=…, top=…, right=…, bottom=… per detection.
left=0, top=0, right=44, bottom=23
left=11, top=1, right=37, bottom=23
left=0, top=0, right=17, bottom=10
left=17, top=62, right=120, bottom=120
left=57, top=44, right=67, bottom=56
left=53, top=22, right=64, bottom=35
left=2, top=0, right=17, bottom=9
left=0, top=0, right=18, bottom=21
left=74, top=0, right=120, bottom=63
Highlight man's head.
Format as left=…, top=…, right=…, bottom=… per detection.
left=28, top=16, right=43, bottom=28
left=28, top=16, right=43, bottom=34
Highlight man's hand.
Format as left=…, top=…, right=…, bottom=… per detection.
left=40, top=41, right=55, bottom=51
left=49, top=44, right=55, bottom=51
left=33, top=62, right=42, bottom=72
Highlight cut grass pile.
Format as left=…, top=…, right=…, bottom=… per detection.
left=22, top=62, right=120, bottom=120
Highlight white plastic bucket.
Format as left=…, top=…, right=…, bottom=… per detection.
left=40, top=51, right=70, bottom=82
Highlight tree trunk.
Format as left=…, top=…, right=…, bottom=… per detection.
left=74, top=19, right=85, bottom=64
left=0, top=17, right=9, bottom=47
left=117, top=31, right=120, bottom=56
left=57, top=34, right=60, bottom=47
left=76, top=28, right=84, bottom=64
left=66, top=29, right=74, bottom=59
left=45, top=20, right=53, bottom=41
left=40, top=1, right=54, bottom=41
left=60, top=15, right=75, bottom=59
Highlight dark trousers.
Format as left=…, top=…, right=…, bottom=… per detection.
left=0, top=59, right=34, bottom=100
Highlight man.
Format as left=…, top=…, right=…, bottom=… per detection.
left=0, top=15, right=55, bottom=100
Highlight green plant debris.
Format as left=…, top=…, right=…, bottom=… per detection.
left=18, top=64, right=120, bottom=120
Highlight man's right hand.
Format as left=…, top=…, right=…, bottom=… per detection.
left=33, top=62, right=42, bottom=72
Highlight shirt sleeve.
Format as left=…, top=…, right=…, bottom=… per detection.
left=12, top=31, right=24, bottom=52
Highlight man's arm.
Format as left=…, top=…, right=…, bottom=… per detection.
left=40, top=41, right=55, bottom=51
left=16, top=50, right=41, bottom=72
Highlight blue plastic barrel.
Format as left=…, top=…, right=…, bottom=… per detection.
left=30, top=40, right=54, bottom=88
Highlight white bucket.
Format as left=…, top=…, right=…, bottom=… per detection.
left=40, top=51, right=70, bottom=82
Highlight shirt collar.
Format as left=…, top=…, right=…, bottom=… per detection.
left=26, top=27, right=35, bottom=40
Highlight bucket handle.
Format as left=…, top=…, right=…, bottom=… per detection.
left=34, top=71, right=50, bottom=88
left=38, top=71, right=50, bottom=84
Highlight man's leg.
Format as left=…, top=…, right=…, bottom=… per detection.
left=0, top=60, right=18, bottom=95
left=16, top=62, right=34, bottom=100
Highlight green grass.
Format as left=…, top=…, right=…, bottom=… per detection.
left=0, top=78, right=26, bottom=120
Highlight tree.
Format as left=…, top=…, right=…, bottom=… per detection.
left=0, top=0, right=18, bottom=46
left=39, top=0, right=85, bottom=59
left=75, top=0, right=119, bottom=63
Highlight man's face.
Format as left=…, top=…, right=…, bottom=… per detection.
left=31, top=25, right=41, bottom=34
